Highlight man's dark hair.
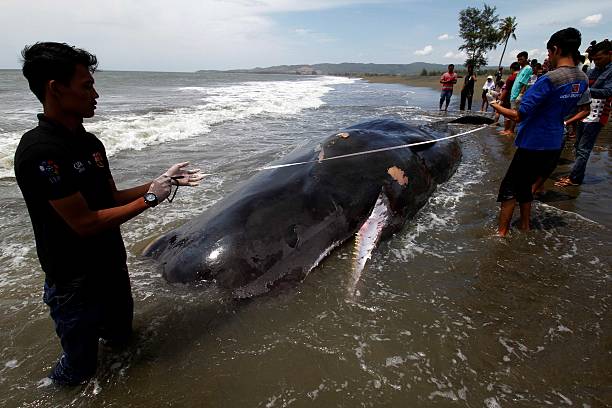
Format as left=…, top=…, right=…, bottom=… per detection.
left=21, top=42, right=98, bottom=103
left=448, top=64, right=455, bottom=68
left=590, top=39, right=611, bottom=55
left=530, top=58, right=538, bottom=67
left=510, top=62, right=521, bottom=71
left=517, top=51, right=528, bottom=59
left=546, top=27, right=582, bottom=61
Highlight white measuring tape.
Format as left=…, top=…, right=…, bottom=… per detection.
left=258, top=125, right=489, bottom=171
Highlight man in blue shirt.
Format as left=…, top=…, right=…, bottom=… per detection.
left=490, top=28, right=591, bottom=236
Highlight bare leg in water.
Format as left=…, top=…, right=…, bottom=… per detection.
left=519, top=201, right=531, bottom=231
left=498, top=199, right=515, bottom=236
left=498, top=199, right=532, bottom=236
left=532, top=176, right=545, bottom=195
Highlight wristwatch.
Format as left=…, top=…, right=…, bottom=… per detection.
left=143, top=192, right=158, bottom=207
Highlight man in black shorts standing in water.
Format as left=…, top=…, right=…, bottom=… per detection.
left=490, top=28, right=591, bottom=236
left=14, top=42, right=205, bottom=385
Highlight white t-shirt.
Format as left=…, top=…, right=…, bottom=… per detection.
left=482, top=80, right=495, bottom=91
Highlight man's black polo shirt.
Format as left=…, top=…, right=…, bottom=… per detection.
left=14, top=115, right=127, bottom=288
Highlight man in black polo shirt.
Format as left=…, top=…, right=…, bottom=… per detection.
left=14, top=42, right=204, bottom=386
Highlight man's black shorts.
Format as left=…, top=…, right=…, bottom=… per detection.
left=497, top=148, right=561, bottom=203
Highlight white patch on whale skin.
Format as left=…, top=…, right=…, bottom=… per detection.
left=387, top=166, right=408, bottom=186
left=208, top=248, right=222, bottom=260
left=336, top=132, right=350, bottom=139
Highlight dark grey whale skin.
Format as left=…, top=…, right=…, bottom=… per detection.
left=144, top=118, right=473, bottom=297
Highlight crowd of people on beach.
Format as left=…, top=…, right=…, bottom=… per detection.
left=439, top=28, right=610, bottom=236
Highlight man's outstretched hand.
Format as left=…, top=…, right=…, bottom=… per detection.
left=164, top=162, right=205, bottom=186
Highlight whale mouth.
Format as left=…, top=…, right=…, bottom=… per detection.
left=349, top=189, right=393, bottom=296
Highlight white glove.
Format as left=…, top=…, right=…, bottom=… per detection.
left=163, top=162, right=205, bottom=186
left=148, top=175, right=172, bottom=202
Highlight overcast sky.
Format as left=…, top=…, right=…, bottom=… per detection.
left=1, top=0, right=609, bottom=71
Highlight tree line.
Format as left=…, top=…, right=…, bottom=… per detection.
left=458, top=4, right=517, bottom=69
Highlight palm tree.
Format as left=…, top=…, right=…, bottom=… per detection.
left=497, top=16, right=517, bottom=70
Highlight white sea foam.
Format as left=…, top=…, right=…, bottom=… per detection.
left=391, top=148, right=487, bottom=261
left=0, top=131, right=21, bottom=179
left=0, top=76, right=356, bottom=178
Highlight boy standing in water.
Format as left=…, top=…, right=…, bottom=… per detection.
left=14, top=42, right=204, bottom=385
left=490, top=28, right=591, bottom=236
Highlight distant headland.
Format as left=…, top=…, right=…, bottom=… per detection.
left=197, top=62, right=459, bottom=76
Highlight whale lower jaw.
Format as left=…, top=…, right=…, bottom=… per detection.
left=349, top=190, right=393, bottom=296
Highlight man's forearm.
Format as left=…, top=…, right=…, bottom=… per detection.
left=114, top=182, right=152, bottom=205
left=491, top=102, right=520, bottom=122
left=83, top=199, right=149, bottom=236
left=564, top=105, right=591, bottom=126
left=50, top=192, right=149, bottom=237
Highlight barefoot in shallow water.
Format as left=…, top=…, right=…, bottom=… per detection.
left=554, top=176, right=580, bottom=187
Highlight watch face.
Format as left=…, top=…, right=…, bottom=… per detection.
left=144, top=193, right=157, bottom=206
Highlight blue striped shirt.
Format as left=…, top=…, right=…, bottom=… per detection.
left=516, top=66, right=590, bottom=150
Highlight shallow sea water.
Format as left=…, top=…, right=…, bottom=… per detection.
left=0, top=71, right=610, bottom=407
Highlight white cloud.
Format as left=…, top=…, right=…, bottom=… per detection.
left=0, top=0, right=386, bottom=70
left=581, top=14, right=602, bottom=26
left=295, top=28, right=312, bottom=35
left=527, top=48, right=547, bottom=62
left=444, top=51, right=465, bottom=59
left=437, top=34, right=453, bottom=41
left=414, top=45, right=433, bottom=56
left=293, top=28, right=335, bottom=43
left=512, top=1, right=610, bottom=29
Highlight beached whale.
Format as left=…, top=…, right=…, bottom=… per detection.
left=144, top=117, right=489, bottom=297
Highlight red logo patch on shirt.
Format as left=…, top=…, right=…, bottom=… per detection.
left=571, top=83, right=580, bottom=93
left=92, top=152, right=105, bottom=168
left=39, top=160, right=61, bottom=183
